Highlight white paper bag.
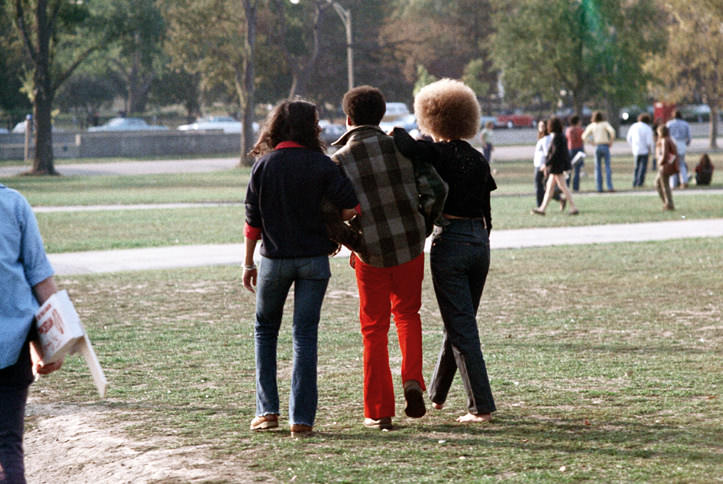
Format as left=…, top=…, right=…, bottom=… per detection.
left=35, top=290, right=84, bottom=364
left=35, top=290, right=108, bottom=398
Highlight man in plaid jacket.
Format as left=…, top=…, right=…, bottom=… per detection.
left=332, top=86, right=443, bottom=430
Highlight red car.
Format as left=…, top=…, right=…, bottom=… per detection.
left=496, top=111, right=536, bottom=129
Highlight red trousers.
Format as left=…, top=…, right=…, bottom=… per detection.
left=354, top=253, right=426, bottom=419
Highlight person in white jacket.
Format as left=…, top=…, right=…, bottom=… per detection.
left=626, top=113, right=654, bottom=187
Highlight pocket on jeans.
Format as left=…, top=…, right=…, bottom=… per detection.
left=298, top=256, right=331, bottom=280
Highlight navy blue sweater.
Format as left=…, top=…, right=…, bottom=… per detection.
left=245, top=147, right=358, bottom=258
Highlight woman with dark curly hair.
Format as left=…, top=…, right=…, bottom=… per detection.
left=243, top=100, right=358, bottom=437
left=394, top=78, right=497, bottom=423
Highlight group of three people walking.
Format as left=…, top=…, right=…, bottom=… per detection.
left=242, top=79, right=497, bottom=436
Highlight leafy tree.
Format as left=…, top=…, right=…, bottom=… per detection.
left=0, top=5, right=32, bottom=128
left=96, top=0, right=166, bottom=115
left=647, top=0, right=721, bottom=148
left=491, top=0, right=663, bottom=130
left=9, top=0, right=103, bottom=174
left=149, top=68, right=201, bottom=121
left=162, top=0, right=258, bottom=164
left=381, top=0, right=496, bottom=104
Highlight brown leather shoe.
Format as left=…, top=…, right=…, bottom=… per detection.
left=290, top=424, right=313, bottom=438
left=250, top=414, right=279, bottom=431
left=403, top=380, right=426, bottom=418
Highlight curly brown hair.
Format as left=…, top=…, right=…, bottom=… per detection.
left=413, top=79, right=480, bottom=141
left=250, top=100, right=324, bottom=157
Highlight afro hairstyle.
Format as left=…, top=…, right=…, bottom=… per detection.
left=414, top=79, right=480, bottom=141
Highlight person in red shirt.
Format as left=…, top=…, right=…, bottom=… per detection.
left=565, top=115, right=585, bottom=192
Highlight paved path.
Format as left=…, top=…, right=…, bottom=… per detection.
left=48, top=218, right=723, bottom=275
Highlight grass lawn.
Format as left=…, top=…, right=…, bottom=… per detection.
left=30, top=238, right=722, bottom=482
left=1, top=158, right=721, bottom=253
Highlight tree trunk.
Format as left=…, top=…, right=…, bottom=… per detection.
left=240, top=0, right=257, bottom=167
left=30, top=0, right=57, bottom=175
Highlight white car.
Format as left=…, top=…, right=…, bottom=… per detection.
left=178, top=116, right=258, bottom=134
left=88, top=117, right=169, bottom=132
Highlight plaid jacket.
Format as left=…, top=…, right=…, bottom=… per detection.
left=332, top=126, right=427, bottom=267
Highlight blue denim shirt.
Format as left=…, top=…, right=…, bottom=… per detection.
left=666, top=119, right=691, bottom=155
left=0, top=184, right=54, bottom=369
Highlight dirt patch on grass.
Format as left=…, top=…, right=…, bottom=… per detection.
left=24, top=399, right=270, bottom=483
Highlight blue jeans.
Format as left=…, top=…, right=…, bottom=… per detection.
left=669, top=154, right=688, bottom=188
left=254, top=255, right=330, bottom=427
left=633, top=154, right=649, bottom=187
left=568, top=147, right=584, bottom=191
left=428, top=219, right=496, bottom=415
left=594, top=144, right=613, bottom=192
left=0, top=342, right=32, bottom=484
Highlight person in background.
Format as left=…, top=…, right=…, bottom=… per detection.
left=394, top=78, right=498, bottom=424
left=480, top=121, right=495, bottom=163
left=243, top=100, right=359, bottom=438
left=654, top=124, right=677, bottom=211
left=1, top=183, right=63, bottom=483
left=331, top=86, right=430, bottom=431
left=626, top=113, right=655, bottom=187
left=666, top=109, right=692, bottom=189
left=532, top=117, right=579, bottom=216
left=565, top=115, right=585, bottom=191
left=533, top=120, right=553, bottom=207
left=582, top=111, right=616, bottom=192
left=694, top=153, right=714, bottom=186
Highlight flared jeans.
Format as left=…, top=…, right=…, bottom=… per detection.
left=428, top=219, right=496, bottom=415
left=254, top=255, right=330, bottom=427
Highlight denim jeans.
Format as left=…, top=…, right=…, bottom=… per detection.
left=594, top=144, right=613, bottom=192
left=669, top=154, right=688, bottom=188
left=633, top=154, right=649, bottom=187
left=254, top=255, right=330, bottom=427
left=0, top=342, right=32, bottom=484
left=568, top=147, right=584, bottom=191
left=428, top=219, right=496, bottom=415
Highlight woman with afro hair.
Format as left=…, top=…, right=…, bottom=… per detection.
left=394, top=78, right=497, bottom=423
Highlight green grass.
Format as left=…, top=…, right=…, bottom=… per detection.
left=1, top=159, right=720, bottom=253
left=1, top=170, right=248, bottom=206
left=30, top=238, right=722, bottom=482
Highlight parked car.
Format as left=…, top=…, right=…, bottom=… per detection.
left=496, top=110, right=535, bottom=129
left=680, top=104, right=711, bottom=123
left=319, top=120, right=346, bottom=144
left=12, top=120, right=61, bottom=133
left=177, top=115, right=257, bottom=134
left=379, top=113, right=418, bottom=135
left=88, top=117, right=169, bottom=132
left=384, top=102, right=410, bottom=120
left=0, top=127, right=9, bottom=134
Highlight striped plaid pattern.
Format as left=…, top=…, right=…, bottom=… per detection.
left=332, top=126, right=426, bottom=268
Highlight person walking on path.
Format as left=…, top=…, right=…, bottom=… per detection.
left=626, top=113, right=655, bottom=187
left=532, top=117, right=579, bottom=216
left=565, top=115, right=585, bottom=191
left=394, top=78, right=498, bottom=423
left=1, top=183, right=64, bottom=483
left=331, top=86, right=430, bottom=431
left=582, top=111, right=616, bottom=192
left=666, top=109, right=692, bottom=189
left=534, top=120, right=553, bottom=206
left=243, top=100, right=359, bottom=438
left=654, top=124, right=678, bottom=211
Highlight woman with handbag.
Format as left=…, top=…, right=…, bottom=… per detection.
left=655, top=125, right=678, bottom=211
left=532, top=116, right=579, bottom=216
